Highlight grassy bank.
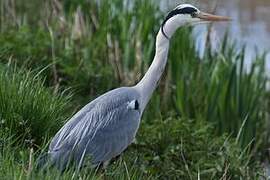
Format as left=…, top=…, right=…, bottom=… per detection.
left=0, top=0, right=269, bottom=179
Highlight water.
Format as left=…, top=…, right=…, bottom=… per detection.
left=160, top=0, right=270, bottom=70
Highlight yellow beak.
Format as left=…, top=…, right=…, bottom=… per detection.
left=197, top=12, right=231, bottom=22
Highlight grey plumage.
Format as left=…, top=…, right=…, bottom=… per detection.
left=47, top=87, right=141, bottom=170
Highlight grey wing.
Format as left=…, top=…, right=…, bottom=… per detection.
left=82, top=100, right=141, bottom=165
left=48, top=88, right=141, bottom=169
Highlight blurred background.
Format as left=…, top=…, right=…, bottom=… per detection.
left=0, top=0, right=269, bottom=179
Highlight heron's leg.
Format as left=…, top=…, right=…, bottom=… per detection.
left=102, top=160, right=110, bottom=169
left=98, top=160, right=110, bottom=179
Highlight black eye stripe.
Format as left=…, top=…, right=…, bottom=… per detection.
left=162, top=7, right=197, bottom=25
left=161, top=7, right=198, bottom=39
left=178, top=7, right=198, bottom=14
left=164, top=7, right=197, bottom=23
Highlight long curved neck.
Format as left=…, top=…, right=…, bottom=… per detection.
left=135, top=30, right=168, bottom=109
left=135, top=19, right=180, bottom=110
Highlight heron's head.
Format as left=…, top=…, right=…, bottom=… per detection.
left=161, top=4, right=231, bottom=39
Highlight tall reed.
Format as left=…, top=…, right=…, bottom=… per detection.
left=170, top=30, right=268, bottom=149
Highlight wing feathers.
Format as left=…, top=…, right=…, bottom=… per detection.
left=49, top=87, right=141, bottom=168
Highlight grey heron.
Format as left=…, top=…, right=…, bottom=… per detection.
left=43, top=4, right=230, bottom=171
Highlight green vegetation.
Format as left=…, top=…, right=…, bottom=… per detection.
left=171, top=31, right=268, bottom=150
left=0, top=0, right=268, bottom=179
left=0, top=67, right=71, bottom=145
left=0, top=118, right=262, bottom=179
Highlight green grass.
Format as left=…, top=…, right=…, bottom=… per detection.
left=0, top=66, right=71, bottom=145
left=0, top=118, right=263, bottom=179
left=0, top=0, right=269, bottom=179
left=129, top=118, right=263, bottom=179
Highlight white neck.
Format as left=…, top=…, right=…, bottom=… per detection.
left=134, top=17, right=182, bottom=110
left=134, top=30, right=169, bottom=110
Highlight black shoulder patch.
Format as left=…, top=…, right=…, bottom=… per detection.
left=134, top=100, right=139, bottom=110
